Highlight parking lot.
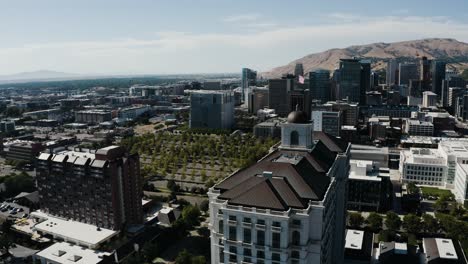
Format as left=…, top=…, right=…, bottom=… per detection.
left=0, top=202, right=30, bottom=220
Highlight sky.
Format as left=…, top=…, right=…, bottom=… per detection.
left=0, top=0, right=468, bottom=75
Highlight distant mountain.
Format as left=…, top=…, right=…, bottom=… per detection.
left=0, top=70, right=80, bottom=82
left=262, top=38, right=468, bottom=79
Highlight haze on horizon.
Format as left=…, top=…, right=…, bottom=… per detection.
left=1, top=0, right=468, bottom=76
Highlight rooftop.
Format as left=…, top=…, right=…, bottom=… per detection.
left=35, top=242, right=111, bottom=264
left=401, top=148, right=446, bottom=165
left=31, top=211, right=118, bottom=249
left=345, top=229, right=364, bottom=250
left=423, top=238, right=458, bottom=261
left=213, top=132, right=347, bottom=211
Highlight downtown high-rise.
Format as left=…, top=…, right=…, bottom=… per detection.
left=36, top=146, right=143, bottom=230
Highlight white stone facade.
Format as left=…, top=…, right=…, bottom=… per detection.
left=208, top=180, right=337, bottom=264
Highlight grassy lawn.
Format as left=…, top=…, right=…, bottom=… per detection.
left=420, top=187, right=452, bottom=198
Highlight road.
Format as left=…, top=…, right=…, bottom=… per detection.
left=389, top=169, right=402, bottom=214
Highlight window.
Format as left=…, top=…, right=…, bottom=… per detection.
left=219, top=220, right=224, bottom=234
left=257, top=250, right=265, bottom=259
left=229, top=226, right=237, bottom=241
left=229, top=215, right=236, bottom=221
left=229, top=246, right=237, bottom=262
left=292, top=230, right=300, bottom=246
left=257, top=219, right=265, bottom=225
left=243, top=228, right=251, bottom=243
left=219, top=247, right=224, bottom=263
left=292, top=219, right=301, bottom=227
left=243, top=217, right=251, bottom=223
left=273, top=221, right=281, bottom=227
left=257, top=230, right=265, bottom=246
left=290, top=131, right=299, bottom=145
left=291, top=250, right=300, bottom=259
left=272, top=253, right=281, bottom=261
left=244, top=248, right=252, bottom=262
left=272, top=232, right=281, bottom=248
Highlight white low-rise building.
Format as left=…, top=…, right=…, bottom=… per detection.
left=405, top=119, right=434, bottom=136
left=34, top=242, right=111, bottom=264
left=400, top=140, right=468, bottom=202
left=31, top=211, right=118, bottom=249
left=400, top=148, right=447, bottom=186
left=454, top=163, right=468, bottom=204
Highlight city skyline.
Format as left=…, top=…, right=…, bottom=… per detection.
left=1, top=0, right=468, bottom=75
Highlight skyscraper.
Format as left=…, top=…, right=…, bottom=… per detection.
left=399, top=63, right=419, bottom=86
left=241, top=68, right=257, bottom=103
left=420, top=56, right=431, bottom=82
left=420, top=56, right=432, bottom=91
left=431, top=60, right=446, bottom=98
left=442, top=76, right=467, bottom=107
left=309, top=69, right=331, bottom=103
left=190, top=90, right=234, bottom=130
left=268, top=78, right=294, bottom=117
left=208, top=109, right=350, bottom=264
left=338, top=58, right=366, bottom=104
left=288, top=89, right=310, bottom=116
left=360, top=60, right=371, bottom=105
left=248, top=87, right=269, bottom=114
left=36, top=146, right=143, bottom=230
left=371, top=71, right=379, bottom=90
left=386, top=59, right=398, bottom=85
left=294, top=63, right=304, bottom=77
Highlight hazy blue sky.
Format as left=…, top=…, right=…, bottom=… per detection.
left=1, top=0, right=468, bottom=75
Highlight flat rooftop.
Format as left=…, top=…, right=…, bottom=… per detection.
left=435, top=238, right=458, bottom=260
left=345, top=229, right=364, bottom=250
left=35, top=242, right=111, bottom=264
left=31, top=211, right=118, bottom=249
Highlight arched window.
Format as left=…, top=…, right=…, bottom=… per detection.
left=290, top=131, right=299, bottom=146
left=292, top=230, right=300, bottom=246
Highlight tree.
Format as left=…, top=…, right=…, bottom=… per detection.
left=181, top=205, right=201, bottom=228
left=406, top=182, right=419, bottom=194
left=199, top=200, right=209, bottom=213
left=403, top=214, right=422, bottom=234
left=175, top=249, right=192, bottom=264
left=422, top=214, right=439, bottom=234
left=0, top=234, right=13, bottom=256
left=142, top=242, right=159, bottom=262
left=366, top=212, right=383, bottom=232
left=3, top=172, right=35, bottom=198
left=167, top=180, right=179, bottom=193
left=191, top=256, right=207, bottom=264
left=348, top=212, right=364, bottom=228
left=385, top=211, right=402, bottom=232
left=434, top=193, right=453, bottom=212
left=123, top=253, right=144, bottom=264
left=450, top=204, right=466, bottom=219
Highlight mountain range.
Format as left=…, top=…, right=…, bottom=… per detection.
left=0, top=70, right=81, bottom=81
left=261, top=38, right=468, bottom=79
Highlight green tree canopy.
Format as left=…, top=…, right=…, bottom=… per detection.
left=422, top=214, right=438, bottom=234
left=403, top=214, right=422, bottom=234
left=385, top=211, right=402, bottom=232
left=366, top=212, right=383, bottom=232
left=348, top=212, right=364, bottom=228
